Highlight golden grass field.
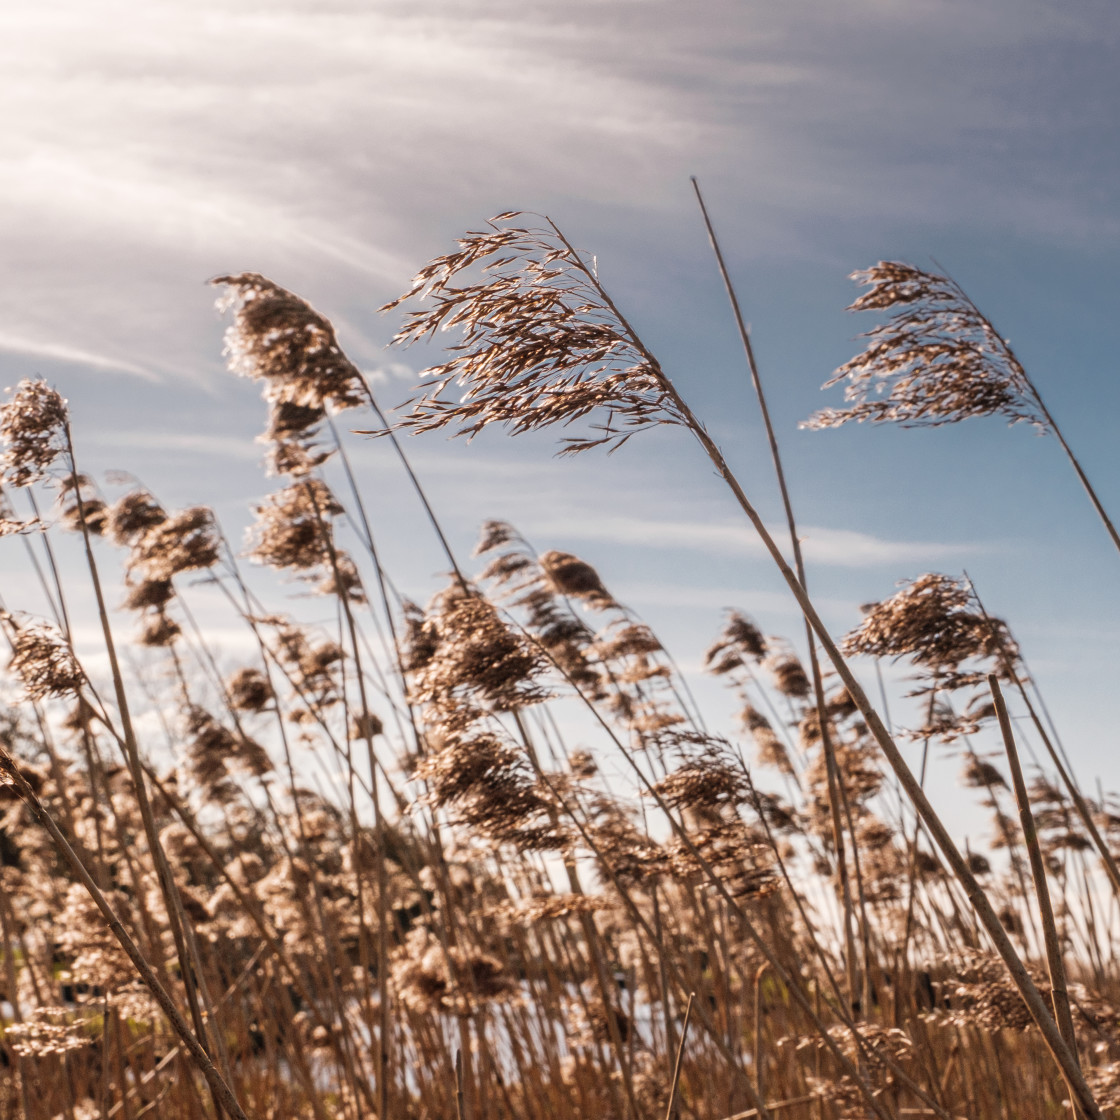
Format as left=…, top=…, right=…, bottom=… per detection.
left=0, top=211, right=1118, bottom=1119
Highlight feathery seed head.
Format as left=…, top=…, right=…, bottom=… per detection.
left=803, top=261, right=1046, bottom=432
left=56, top=473, right=108, bottom=536
left=214, top=273, right=365, bottom=476
left=705, top=610, right=769, bottom=674
left=213, top=273, right=365, bottom=412
left=843, top=574, right=1018, bottom=679
left=107, top=489, right=167, bottom=545
left=382, top=215, right=686, bottom=453
left=6, top=616, right=84, bottom=700
left=409, top=587, right=550, bottom=713
left=538, top=549, right=615, bottom=608
left=130, top=506, right=221, bottom=581
left=0, top=379, right=69, bottom=487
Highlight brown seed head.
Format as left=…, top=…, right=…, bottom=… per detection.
left=802, top=261, right=1046, bottom=431
left=248, top=478, right=342, bottom=572
left=843, top=573, right=1017, bottom=672
left=130, top=506, right=221, bottom=581
left=213, top=273, right=365, bottom=412
left=538, top=549, right=615, bottom=607
left=138, top=612, right=181, bottom=647
left=705, top=611, right=769, bottom=674
left=765, top=644, right=811, bottom=699
left=0, top=379, right=69, bottom=487
left=6, top=616, right=84, bottom=700
left=382, top=215, right=685, bottom=453
left=107, top=489, right=167, bottom=545
left=227, top=667, right=275, bottom=713
left=409, top=587, right=551, bottom=713
left=56, top=474, right=108, bottom=536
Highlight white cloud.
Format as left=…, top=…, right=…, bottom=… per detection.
left=520, top=510, right=971, bottom=569
left=0, top=0, right=1115, bottom=386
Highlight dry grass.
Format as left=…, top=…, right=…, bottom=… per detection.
left=0, top=224, right=1116, bottom=1120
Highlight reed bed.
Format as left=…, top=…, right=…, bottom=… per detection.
left=0, top=209, right=1117, bottom=1120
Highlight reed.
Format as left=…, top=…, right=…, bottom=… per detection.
left=0, top=215, right=1115, bottom=1120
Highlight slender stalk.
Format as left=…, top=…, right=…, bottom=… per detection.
left=304, top=481, right=392, bottom=1120
left=989, top=675, right=1085, bottom=1119
left=454, top=1048, right=467, bottom=1120
left=966, top=576, right=1120, bottom=897
left=663, top=992, right=694, bottom=1120
left=691, top=177, right=861, bottom=1007
left=355, top=375, right=468, bottom=587
left=752, top=965, right=767, bottom=1104
left=61, top=429, right=225, bottom=1096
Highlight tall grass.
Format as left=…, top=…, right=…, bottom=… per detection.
left=0, top=213, right=1117, bottom=1120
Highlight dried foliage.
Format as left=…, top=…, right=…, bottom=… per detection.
left=803, top=261, right=1047, bottom=431
left=383, top=215, right=686, bottom=453
left=0, top=379, right=69, bottom=487
left=0, top=237, right=1115, bottom=1120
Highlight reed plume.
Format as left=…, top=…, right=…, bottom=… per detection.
left=804, top=261, right=1120, bottom=556
left=803, top=262, right=1046, bottom=430
left=214, top=272, right=365, bottom=475
left=382, top=214, right=686, bottom=452
left=0, top=379, right=68, bottom=487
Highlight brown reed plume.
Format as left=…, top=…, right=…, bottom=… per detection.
left=843, top=574, right=1017, bottom=679
left=804, top=261, right=1120, bottom=555
left=3, top=615, right=85, bottom=700
left=0, top=380, right=69, bottom=488
left=381, top=214, right=687, bottom=452
left=213, top=272, right=365, bottom=475
left=804, top=262, right=1045, bottom=430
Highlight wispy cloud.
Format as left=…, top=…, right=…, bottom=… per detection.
left=520, top=511, right=972, bottom=569
left=2, top=0, right=1116, bottom=387
left=0, top=332, right=159, bottom=380
left=90, top=430, right=264, bottom=461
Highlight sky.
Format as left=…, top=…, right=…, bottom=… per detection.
left=3, top=0, right=1120, bottom=826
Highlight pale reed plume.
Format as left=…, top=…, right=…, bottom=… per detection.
left=213, top=272, right=364, bottom=475
left=805, top=261, right=1120, bottom=557
left=381, top=213, right=686, bottom=453
left=803, top=261, right=1045, bottom=431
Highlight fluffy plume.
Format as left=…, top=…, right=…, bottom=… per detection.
left=247, top=478, right=364, bottom=603
left=843, top=574, right=1016, bottom=672
left=214, top=273, right=364, bottom=413
left=538, top=550, right=615, bottom=608
left=56, top=473, right=108, bottom=536
left=803, top=262, right=1046, bottom=431
left=0, top=379, right=69, bottom=487
left=213, top=273, right=365, bottom=475
left=705, top=610, right=768, bottom=674
left=408, top=587, right=550, bottom=714
left=128, top=506, right=221, bottom=582
left=5, top=616, right=84, bottom=700
left=107, top=489, right=167, bottom=545
left=381, top=215, right=686, bottom=453
left=227, top=667, right=275, bottom=713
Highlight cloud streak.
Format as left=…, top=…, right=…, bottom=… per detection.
left=2, top=0, right=1117, bottom=385
left=520, top=511, right=971, bottom=569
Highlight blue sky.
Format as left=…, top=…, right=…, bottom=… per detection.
left=3, top=0, right=1120, bottom=822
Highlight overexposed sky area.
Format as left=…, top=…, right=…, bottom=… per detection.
left=3, top=0, right=1120, bottom=811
